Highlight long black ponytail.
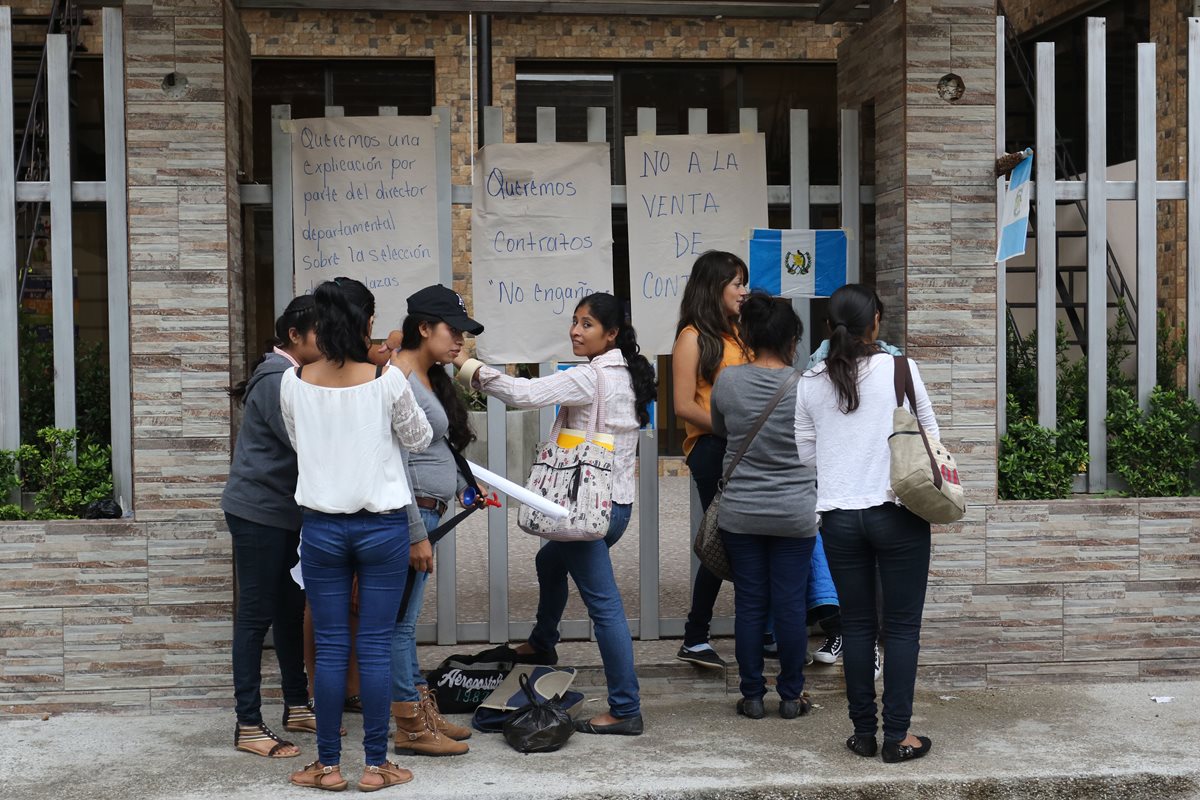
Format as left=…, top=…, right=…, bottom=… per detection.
left=577, top=293, right=657, bottom=427
left=824, top=284, right=884, bottom=413
left=313, top=277, right=375, bottom=366
left=229, top=294, right=316, bottom=404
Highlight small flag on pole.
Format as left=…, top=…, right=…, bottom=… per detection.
left=996, top=148, right=1033, bottom=263
left=748, top=229, right=848, bottom=298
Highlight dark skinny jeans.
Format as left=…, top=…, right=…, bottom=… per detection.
left=820, top=503, right=931, bottom=743
left=683, top=434, right=726, bottom=646
left=228, top=513, right=310, bottom=725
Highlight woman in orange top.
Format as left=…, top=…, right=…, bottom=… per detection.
left=671, top=250, right=750, bottom=669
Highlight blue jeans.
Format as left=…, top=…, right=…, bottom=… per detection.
left=527, top=503, right=640, bottom=718
left=302, top=509, right=409, bottom=767
left=390, top=507, right=440, bottom=703
left=820, top=503, right=931, bottom=743
left=721, top=530, right=816, bottom=701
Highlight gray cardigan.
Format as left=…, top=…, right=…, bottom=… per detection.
left=710, top=364, right=818, bottom=538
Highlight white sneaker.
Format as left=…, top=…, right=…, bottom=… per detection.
left=813, top=635, right=842, bottom=664
left=873, top=642, right=882, bottom=680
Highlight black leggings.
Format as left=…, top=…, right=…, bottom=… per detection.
left=683, top=435, right=727, bottom=647
left=228, top=513, right=309, bottom=724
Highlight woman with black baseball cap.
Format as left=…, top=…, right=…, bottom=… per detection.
left=378, top=285, right=484, bottom=759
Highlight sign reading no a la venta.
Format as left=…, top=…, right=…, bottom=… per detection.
left=624, top=132, right=768, bottom=355
left=471, top=142, right=614, bottom=363
left=290, top=116, right=439, bottom=328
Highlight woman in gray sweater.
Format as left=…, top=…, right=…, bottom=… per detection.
left=222, top=296, right=320, bottom=758
left=710, top=292, right=819, bottom=720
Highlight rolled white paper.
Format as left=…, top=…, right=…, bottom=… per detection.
left=467, top=460, right=570, bottom=520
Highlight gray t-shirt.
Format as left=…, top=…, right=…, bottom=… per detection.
left=710, top=364, right=818, bottom=538
left=404, top=377, right=467, bottom=510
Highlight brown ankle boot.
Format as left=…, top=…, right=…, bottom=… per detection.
left=391, top=701, right=469, bottom=757
left=417, top=685, right=472, bottom=741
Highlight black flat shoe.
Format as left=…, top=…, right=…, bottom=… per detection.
left=779, top=694, right=811, bottom=719
left=574, top=714, right=644, bottom=736
left=882, top=735, right=932, bottom=763
left=736, top=697, right=765, bottom=719
left=846, top=734, right=878, bottom=757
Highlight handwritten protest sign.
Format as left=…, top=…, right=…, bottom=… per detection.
left=471, top=142, right=614, bottom=363
left=291, top=115, right=439, bottom=328
left=624, top=133, right=767, bottom=355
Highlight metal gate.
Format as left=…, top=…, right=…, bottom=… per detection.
left=245, top=100, right=872, bottom=646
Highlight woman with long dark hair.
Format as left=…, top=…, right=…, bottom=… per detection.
left=223, top=296, right=319, bottom=759
left=454, top=292, right=656, bottom=735
left=794, top=283, right=938, bottom=764
left=670, top=250, right=749, bottom=669
left=280, top=277, right=432, bottom=791
left=384, top=285, right=483, bottom=757
left=709, top=292, right=818, bottom=719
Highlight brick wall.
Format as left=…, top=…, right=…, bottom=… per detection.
left=1152, top=0, right=1190, bottom=329
left=1001, top=0, right=1096, bottom=35
left=837, top=2, right=906, bottom=345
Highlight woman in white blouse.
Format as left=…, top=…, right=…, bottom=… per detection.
left=280, top=277, right=432, bottom=792
left=454, top=293, right=656, bottom=736
left=794, top=284, right=937, bottom=765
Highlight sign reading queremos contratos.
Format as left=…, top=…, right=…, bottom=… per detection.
left=471, top=142, right=614, bottom=363
left=290, top=115, right=439, bottom=327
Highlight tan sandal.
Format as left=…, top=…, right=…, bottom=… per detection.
left=289, top=761, right=348, bottom=792
left=284, top=701, right=348, bottom=737
left=234, top=722, right=299, bottom=758
left=357, top=761, right=413, bottom=792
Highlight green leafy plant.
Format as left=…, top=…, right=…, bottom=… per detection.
left=1107, top=385, right=1200, bottom=497
left=1157, top=311, right=1187, bottom=392
left=0, top=428, right=114, bottom=519
left=454, top=380, right=488, bottom=412
left=998, top=395, right=1089, bottom=500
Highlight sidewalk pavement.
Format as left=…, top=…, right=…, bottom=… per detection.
left=3, top=672, right=1197, bottom=800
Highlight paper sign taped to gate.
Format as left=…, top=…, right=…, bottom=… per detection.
left=471, top=142, right=614, bottom=363
left=291, top=115, right=439, bottom=327
left=624, top=133, right=768, bottom=355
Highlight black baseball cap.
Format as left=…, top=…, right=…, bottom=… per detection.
left=406, top=285, right=484, bottom=335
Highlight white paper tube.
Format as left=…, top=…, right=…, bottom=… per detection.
left=467, top=459, right=570, bottom=519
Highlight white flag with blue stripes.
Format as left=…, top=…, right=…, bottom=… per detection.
left=748, top=228, right=847, bottom=298
left=996, top=149, right=1033, bottom=263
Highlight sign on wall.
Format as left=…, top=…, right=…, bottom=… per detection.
left=471, top=142, right=614, bottom=363
left=290, top=115, right=440, bottom=328
left=624, top=132, right=768, bottom=355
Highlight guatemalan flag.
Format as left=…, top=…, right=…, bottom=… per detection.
left=748, top=228, right=848, bottom=298
left=995, top=148, right=1033, bottom=263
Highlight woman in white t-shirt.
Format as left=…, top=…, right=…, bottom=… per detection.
left=280, top=277, right=432, bottom=792
left=794, top=284, right=938, bottom=765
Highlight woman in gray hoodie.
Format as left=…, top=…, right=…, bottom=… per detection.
left=222, top=296, right=320, bottom=758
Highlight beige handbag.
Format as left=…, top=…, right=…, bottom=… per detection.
left=888, top=356, right=966, bottom=524
left=517, top=369, right=614, bottom=542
